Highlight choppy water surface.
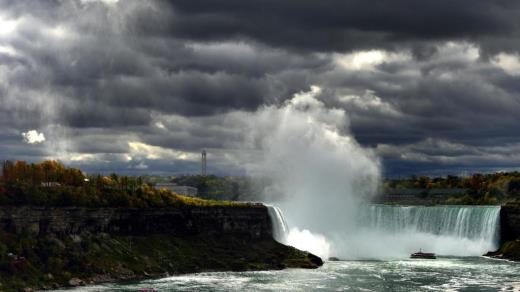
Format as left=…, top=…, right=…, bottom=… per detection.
left=65, top=257, right=520, bottom=291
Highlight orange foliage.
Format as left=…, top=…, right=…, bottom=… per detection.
left=2, top=160, right=85, bottom=186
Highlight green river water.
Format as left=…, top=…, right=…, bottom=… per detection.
left=62, top=257, right=519, bottom=291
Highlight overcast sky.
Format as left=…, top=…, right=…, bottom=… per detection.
left=1, top=0, right=520, bottom=176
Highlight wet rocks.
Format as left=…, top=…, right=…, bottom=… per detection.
left=68, top=277, right=86, bottom=287
left=485, top=239, right=520, bottom=261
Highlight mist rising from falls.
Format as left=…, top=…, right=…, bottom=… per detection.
left=248, top=87, right=500, bottom=260
left=241, top=86, right=380, bottom=259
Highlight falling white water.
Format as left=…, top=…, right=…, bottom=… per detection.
left=341, top=205, right=501, bottom=259
left=359, top=205, right=500, bottom=241
left=266, top=204, right=331, bottom=259
left=266, top=204, right=501, bottom=260
left=265, top=205, right=289, bottom=243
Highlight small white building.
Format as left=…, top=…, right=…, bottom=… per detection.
left=155, top=183, right=198, bottom=197
left=41, top=182, right=62, bottom=187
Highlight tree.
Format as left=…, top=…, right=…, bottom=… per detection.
left=508, top=179, right=520, bottom=197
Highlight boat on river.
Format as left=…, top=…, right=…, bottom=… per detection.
left=410, top=249, right=436, bottom=259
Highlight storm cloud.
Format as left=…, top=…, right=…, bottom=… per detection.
left=1, top=0, right=520, bottom=176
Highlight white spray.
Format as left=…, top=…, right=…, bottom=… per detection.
left=239, top=87, right=502, bottom=259
left=241, top=86, right=381, bottom=259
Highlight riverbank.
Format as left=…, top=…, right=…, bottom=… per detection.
left=0, top=233, right=322, bottom=291
left=483, top=202, right=520, bottom=261
left=83, top=256, right=520, bottom=291
left=485, top=239, right=520, bottom=261
left=0, top=205, right=322, bottom=291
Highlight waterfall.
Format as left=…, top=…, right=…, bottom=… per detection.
left=344, top=205, right=501, bottom=259
left=266, top=204, right=501, bottom=259
left=358, top=205, right=501, bottom=242
left=266, top=204, right=289, bottom=243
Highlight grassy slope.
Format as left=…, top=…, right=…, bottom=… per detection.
left=0, top=233, right=322, bottom=291
left=498, top=240, right=520, bottom=260
left=485, top=239, right=520, bottom=261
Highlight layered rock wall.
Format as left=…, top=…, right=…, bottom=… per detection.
left=501, top=203, right=520, bottom=242
left=0, top=205, right=272, bottom=239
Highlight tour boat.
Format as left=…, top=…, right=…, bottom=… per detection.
left=410, top=249, right=436, bottom=259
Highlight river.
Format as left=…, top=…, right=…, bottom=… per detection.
left=62, top=256, right=519, bottom=291
left=62, top=205, right=515, bottom=291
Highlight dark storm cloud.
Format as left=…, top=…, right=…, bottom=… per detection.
left=1, top=0, right=520, bottom=175
left=160, top=0, right=520, bottom=53
left=313, top=44, right=520, bottom=146
left=0, top=0, right=325, bottom=128
left=379, top=139, right=520, bottom=177
left=0, top=132, right=48, bottom=163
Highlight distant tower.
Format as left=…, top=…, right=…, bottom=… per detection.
left=201, top=150, right=207, bottom=176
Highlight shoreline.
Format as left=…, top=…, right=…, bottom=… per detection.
left=484, top=240, right=520, bottom=262
left=53, top=259, right=318, bottom=291
left=1, top=233, right=322, bottom=291
left=0, top=205, right=322, bottom=291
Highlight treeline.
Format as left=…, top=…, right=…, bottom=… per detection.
left=172, top=175, right=240, bottom=200
left=170, top=175, right=272, bottom=201
left=0, top=160, right=238, bottom=208
left=5, top=159, right=519, bottom=207
left=164, top=172, right=520, bottom=204
left=385, top=172, right=520, bottom=204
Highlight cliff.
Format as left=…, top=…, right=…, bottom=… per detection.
left=500, top=203, right=520, bottom=242
left=485, top=203, right=520, bottom=261
left=0, top=205, right=322, bottom=291
left=0, top=205, right=272, bottom=239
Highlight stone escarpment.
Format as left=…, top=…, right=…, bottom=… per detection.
left=0, top=205, right=272, bottom=239
left=0, top=205, right=322, bottom=291
left=486, top=203, right=520, bottom=261
left=500, top=203, right=520, bottom=242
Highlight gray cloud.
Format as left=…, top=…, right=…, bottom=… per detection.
left=158, top=0, right=520, bottom=54
left=1, top=0, right=520, bottom=175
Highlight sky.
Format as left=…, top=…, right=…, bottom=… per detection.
left=1, top=0, right=520, bottom=177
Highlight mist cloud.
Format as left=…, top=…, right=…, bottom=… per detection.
left=237, top=86, right=380, bottom=258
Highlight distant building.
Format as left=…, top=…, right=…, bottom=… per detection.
left=40, top=182, right=61, bottom=187
left=155, top=183, right=198, bottom=197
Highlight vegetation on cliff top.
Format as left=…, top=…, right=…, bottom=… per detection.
left=155, top=174, right=268, bottom=201
left=0, top=160, right=254, bottom=208
left=155, top=171, right=520, bottom=204
left=7, top=159, right=520, bottom=207
left=384, top=172, right=520, bottom=205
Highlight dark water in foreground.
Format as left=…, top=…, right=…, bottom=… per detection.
left=63, top=257, right=520, bottom=291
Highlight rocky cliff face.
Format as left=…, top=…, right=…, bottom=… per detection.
left=501, top=203, right=520, bottom=242
left=0, top=205, right=324, bottom=291
left=0, top=205, right=272, bottom=239
left=485, top=203, right=520, bottom=261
